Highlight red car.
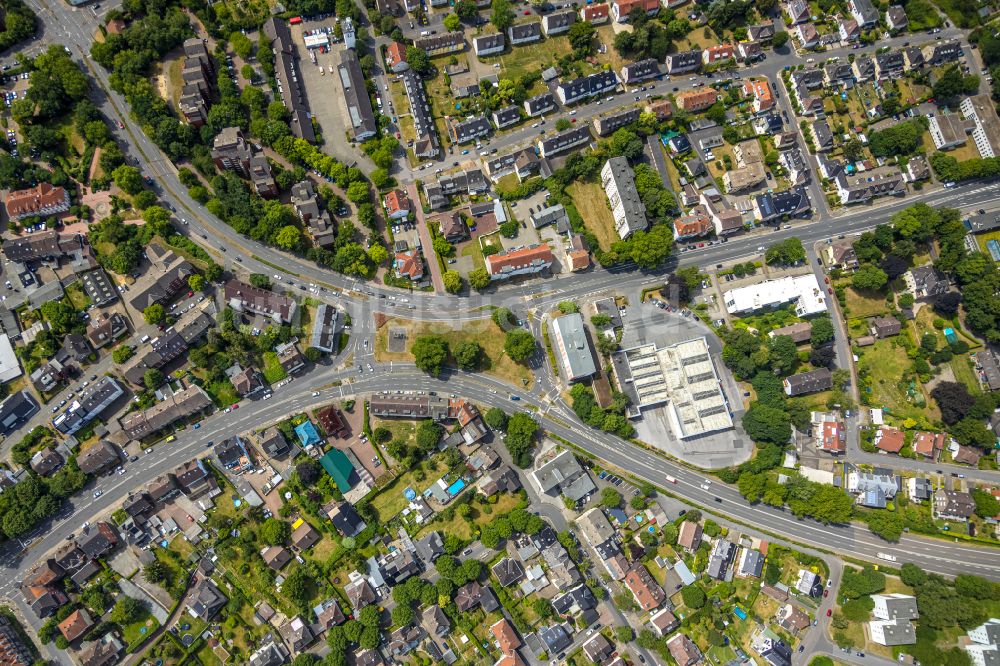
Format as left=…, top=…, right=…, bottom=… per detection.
left=231, top=403, right=239, bottom=410
left=828, top=288, right=833, bottom=294
left=826, top=609, right=832, bottom=617
left=824, top=276, right=829, bottom=284
left=116, top=120, right=124, bottom=129
left=823, top=589, right=829, bottom=597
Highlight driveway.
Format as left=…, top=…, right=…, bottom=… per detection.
left=408, top=182, right=445, bottom=294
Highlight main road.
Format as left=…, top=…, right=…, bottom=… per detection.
left=3, top=361, right=998, bottom=595
left=12, top=0, right=1000, bottom=592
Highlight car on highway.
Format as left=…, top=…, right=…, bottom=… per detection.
left=145, top=448, right=153, bottom=454
left=312, top=391, right=320, bottom=397
left=116, top=120, right=124, bottom=129
left=93, top=490, right=103, bottom=499
left=193, top=423, right=201, bottom=429
left=509, top=395, right=520, bottom=401
left=231, top=403, right=239, bottom=410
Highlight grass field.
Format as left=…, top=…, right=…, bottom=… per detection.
left=496, top=37, right=573, bottom=82
left=416, top=491, right=523, bottom=541
left=459, top=240, right=486, bottom=271
left=858, top=339, right=939, bottom=423
left=374, top=316, right=534, bottom=388
left=568, top=181, right=617, bottom=252
left=370, top=454, right=449, bottom=522
left=840, top=283, right=889, bottom=319
left=65, top=282, right=91, bottom=311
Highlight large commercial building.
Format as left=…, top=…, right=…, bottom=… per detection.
left=723, top=275, right=828, bottom=317
left=549, top=313, right=597, bottom=382
left=611, top=337, right=732, bottom=439
left=262, top=18, right=315, bottom=142
left=338, top=50, right=378, bottom=141
left=601, top=157, right=648, bottom=239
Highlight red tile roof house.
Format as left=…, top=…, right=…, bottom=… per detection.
left=384, top=189, right=411, bottom=220
left=59, top=608, right=94, bottom=643
left=912, top=431, right=946, bottom=459
left=610, top=0, right=659, bottom=23
left=394, top=249, right=424, bottom=281
left=624, top=564, right=666, bottom=612
left=673, top=209, right=712, bottom=240
left=702, top=44, right=736, bottom=65
left=385, top=42, right=409, bottom=72
left=743, top=78, right=775, bottom=113
left=580, top=3, right=610, bottom=23
left=874, top=426, right=905, bottom=454
left=817, top=420, right=846, bottom=453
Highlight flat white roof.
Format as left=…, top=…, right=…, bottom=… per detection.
left=0, top=335, right=21, bottom=383
left=616, top=337, right=732, bottom=439
left=723, top=274, right=827, bottom=317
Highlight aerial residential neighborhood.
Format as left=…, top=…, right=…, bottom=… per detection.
left=0, top=0, right=997, bottom=662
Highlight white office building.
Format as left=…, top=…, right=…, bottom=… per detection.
left=723, top=275, right=827, bottom=317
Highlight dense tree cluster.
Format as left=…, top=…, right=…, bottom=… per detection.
left=568, top=384, right=634, bottom=439
left=503, top=413, right=539, bottom=468
left=0, top=0, right=37, bottom=52
left=867, top=118, right=925, bottom=158
left=0, top=456, right=86, bottom=538
left=764, top=238, right=805, bottom=266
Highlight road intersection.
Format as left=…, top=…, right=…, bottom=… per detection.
left=3, top=6, right=1000, bottom=665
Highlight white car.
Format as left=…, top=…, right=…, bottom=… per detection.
left=93, top=490, right=103, bottom=499
left=145, top=448, right=153, bottom=454
left=312, top=391, right=320, bottom=397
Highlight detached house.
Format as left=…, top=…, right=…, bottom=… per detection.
left=393, top=249, right=424, bottom=281
left=783, top=368, right=832, bottom=396
left=581, top=3, right=610, bottom=23
left=886, top=5, right=908, bottom=31
left=933, top=489, right=975, bottom=521
left=384, top=189, right=411, bottom=220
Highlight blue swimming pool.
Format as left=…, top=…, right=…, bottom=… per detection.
left=447, top=479, right=466, bottom=496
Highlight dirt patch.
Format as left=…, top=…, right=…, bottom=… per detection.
left=388, top=326, right=409, bottom=353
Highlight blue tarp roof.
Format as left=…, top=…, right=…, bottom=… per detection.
left=295, top=421, right=321, bottom=447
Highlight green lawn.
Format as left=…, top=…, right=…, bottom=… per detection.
left=858, top=339, right=939, bottom=423
left=65, top=282, right=91, bottom=310
left=122, top=615, right=160, bottom=652
left=261, top=352, right=287, bottom=384
left=370, top=454, right=449, bottom=522
left=415, top=491, right=524, bottom=541
left=493, top=37, right=573, bottom=85
left=459, top=240, right=485, bottom=271
left=839, top=283, right=889, bottom=319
